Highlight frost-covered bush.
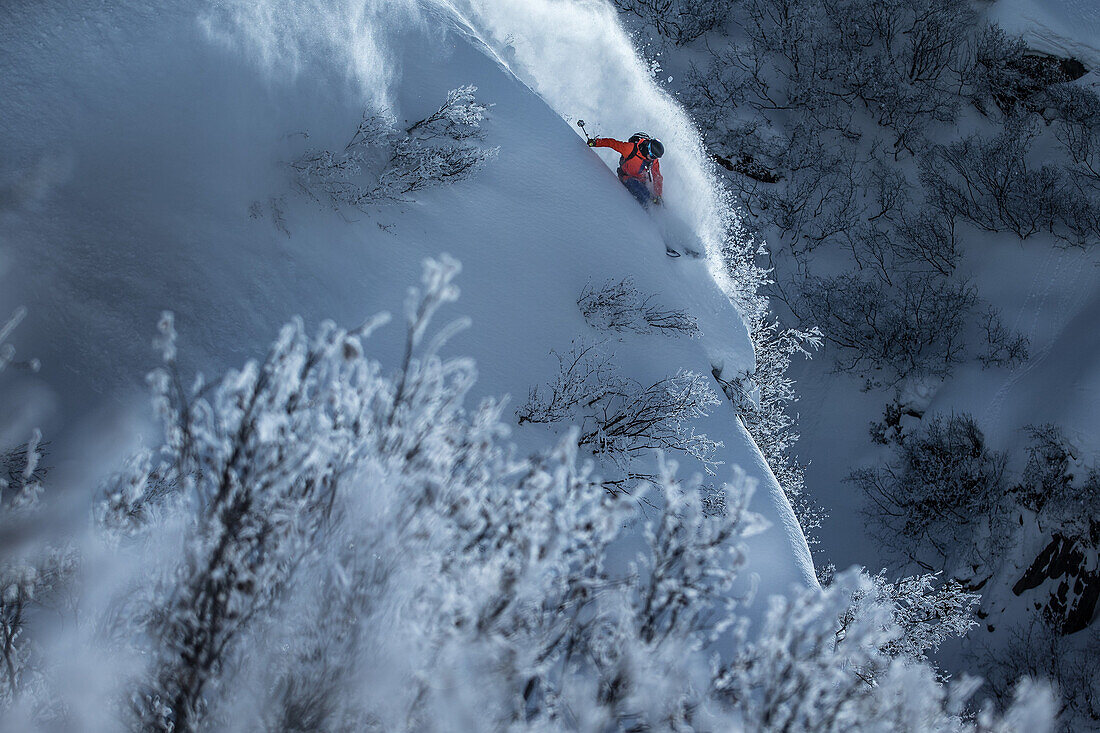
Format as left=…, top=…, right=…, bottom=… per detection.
left=92, top=257, right=754, bottom=730
left=833, top=569, right=979, bottom=668
left=121, top=305, right=401, bottom=729
left=715, top=319, right=825, bottom=545
left=0, top=311, right=76, bottom=715
left=578, top=278, right=699, bottom=337
left=0, top=261, right=1059, bottom=731
left=703, top=198, right=827, bottom=546
left=517, top=341, right=723, bottom=479
left=716, top=568, right=1051, bottom=732
left=291, top=86, right=498, bottom=211
left=0, top=435, right=77, bottom=713
left=256, top=456, right=759, bottom=732
left=712, top=201, right=771, bottom=322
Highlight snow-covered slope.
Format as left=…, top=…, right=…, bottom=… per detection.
left=784, top=0, right=1100, bottom=573
left=0, top=0, right=815, bottom=616
left=990, top=0, right=1100, bottom=69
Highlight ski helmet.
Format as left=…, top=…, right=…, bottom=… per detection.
left=641, top=138, right=664, bottom=159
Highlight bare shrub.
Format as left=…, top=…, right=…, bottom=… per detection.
left=1049, top=84, right=1100, bottom=190
left=518, top=342, right=723, bottom=475
left=966, top=25, right=1033, bottom=116
left=984, top=616, right=1100, bottom=730
left=742, top=124, right=865, bottom=254
left=967, top=25, right=1088, bottom=118
left=1015, top=425, right=1100, bottom=548
left=978, top=306, right=1030, bottom=369
left=825, top=0, right=971, bottom=152
left=845, top=214, right=959, bottom=286
left=1056, top=187, right=1100, bottom=247
left=849, top=413, right=1010, bottom=575
left=920, top=121, right=1071, bottom=240
left=798, top=272, right=976, bottom=383
left=578, top=278, right=699, bottom=337
left=611, top=0, right=732, bottom=45
left=695, top=123, right=863, bottom=267
left=703, top=0, right=971, bottom=153
left=892, top=210, right=961, bottom=276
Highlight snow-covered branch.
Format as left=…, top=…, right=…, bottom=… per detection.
left=290, top=86, right=498, bottom=211
left=518, top=341, right=723, bottom=476
left=578, top=278, right=699, bottom=337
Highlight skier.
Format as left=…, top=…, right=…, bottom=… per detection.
left=587, top=132, right=665, bottom=208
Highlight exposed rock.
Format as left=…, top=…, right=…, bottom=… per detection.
left=1014, top=533, right=1100, bottom=634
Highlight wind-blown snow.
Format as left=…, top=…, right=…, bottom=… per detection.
left=0, top=0, right=815, bottom=620
left=450, top=0, right=734, bottom=284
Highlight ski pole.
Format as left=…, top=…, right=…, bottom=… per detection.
left=577, top=119, right=594, bottom=143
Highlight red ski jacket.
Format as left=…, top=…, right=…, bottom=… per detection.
left=591, top=137, right=663, bottom=196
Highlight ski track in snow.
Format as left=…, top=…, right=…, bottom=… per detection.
left=982, top=244, right=1093, bottom=437
left=982, top=245, right=1060, bottom=429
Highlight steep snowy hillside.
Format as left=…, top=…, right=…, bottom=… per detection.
left=0, top=0, right=814, bottom=620
left=773, top=0, right=1100, bottom=619
left=608, top=0, right=1099, bottom=723
left=3, top=3, right=1075, bottom=730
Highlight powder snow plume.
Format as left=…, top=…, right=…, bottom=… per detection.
left=448, top=0, right=742, bottom=292
left=199, top=0, right=425, bottom=111
left=201, top=0, right=746, bottom=298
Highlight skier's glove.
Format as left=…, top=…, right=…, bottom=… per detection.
left=587, top=139, right=597, bottom=147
